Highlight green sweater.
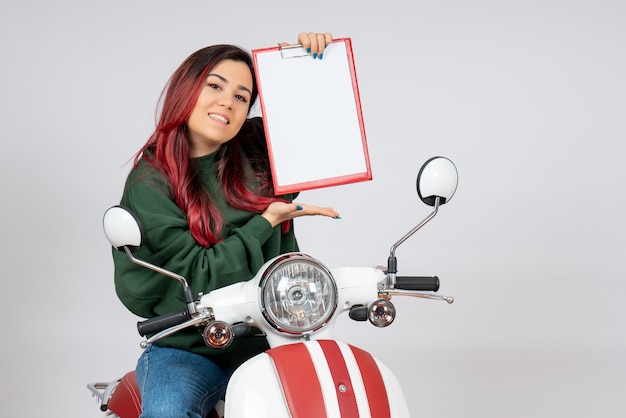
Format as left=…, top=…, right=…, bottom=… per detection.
left=113, top=118, right=298, bottom=370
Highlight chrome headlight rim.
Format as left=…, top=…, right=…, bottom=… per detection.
left=259, top=253, right=338, bottom=335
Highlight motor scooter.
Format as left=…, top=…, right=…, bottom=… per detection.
left=88, top=156, right=458, bottom=417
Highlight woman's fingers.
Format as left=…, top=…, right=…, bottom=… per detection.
left=298, top=32, right=333, bottom=58
left=262, top=202, right=340, bottom=227
left=292, top=203, right=340, bottom=219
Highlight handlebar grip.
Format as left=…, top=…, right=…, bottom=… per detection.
left=395, top=276, right=440, bottom=292
left=137, top=309, right=191, bottom=337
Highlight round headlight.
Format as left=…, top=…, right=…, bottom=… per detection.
left=259, top=253, right=337, bottom=334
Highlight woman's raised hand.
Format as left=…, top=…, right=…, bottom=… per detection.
left=279, top=32, right=333, bottom=59
left=262, top=202, right=340, bottom=227
left=298, top=32, right=333, bottom=58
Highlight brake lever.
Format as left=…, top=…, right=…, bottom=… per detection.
left=387, top=289, right=454, bottom=304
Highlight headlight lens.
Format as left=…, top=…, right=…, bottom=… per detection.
left=260, top=253, right=337, bottom=334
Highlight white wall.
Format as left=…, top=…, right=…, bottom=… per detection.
left=1, top=1, right=624, bottom=417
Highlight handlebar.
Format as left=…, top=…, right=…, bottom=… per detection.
left=394, top=276, right=440, bottom=292
left=135, top=276, right=443, bottom=337
left=137, top=309, right=191, bottom=337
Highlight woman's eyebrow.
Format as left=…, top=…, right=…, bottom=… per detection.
left=207, top=73, right=252, bottom=96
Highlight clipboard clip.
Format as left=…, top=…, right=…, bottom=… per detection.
left=278, top=43, right=310, bottom=59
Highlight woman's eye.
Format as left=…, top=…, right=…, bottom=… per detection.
left=208, top=83, right=220, bottom=90
left=235, top=94, right=248, bottom=103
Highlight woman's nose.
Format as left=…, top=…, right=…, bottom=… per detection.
left=218, top=92, right=233, bottom=109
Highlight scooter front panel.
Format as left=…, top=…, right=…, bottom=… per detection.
left=224, top=352, right=292, bottom=418
left=225, top=340, right=409, bottom=417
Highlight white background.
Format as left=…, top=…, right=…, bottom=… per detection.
left=1, top=0, right=624, bottom=417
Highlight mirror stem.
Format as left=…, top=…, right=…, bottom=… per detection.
left=386, top=197, right=440, bottom=287
left=123, top=246, right=196, bottom=308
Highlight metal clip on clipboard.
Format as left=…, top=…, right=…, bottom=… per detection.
left=278, top=43, right=310, bottom=59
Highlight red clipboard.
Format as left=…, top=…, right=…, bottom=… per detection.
left=252, top=38, right=372, bottom=194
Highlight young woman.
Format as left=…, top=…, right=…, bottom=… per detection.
left=113, top=32, right=338, bottom=417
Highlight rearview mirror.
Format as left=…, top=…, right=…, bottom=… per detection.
left=103, top=205, right=142, bottom=251
left=416, top=156, right=458, bottom=206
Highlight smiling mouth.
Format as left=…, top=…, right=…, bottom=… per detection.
left=209, top=113, right=229, bottom=124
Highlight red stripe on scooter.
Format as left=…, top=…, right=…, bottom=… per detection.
left=350, top=345, right=391, bottom=418
left=267, top=343, right=327, bottom=418
left=318, top=340, right=360, bottom=417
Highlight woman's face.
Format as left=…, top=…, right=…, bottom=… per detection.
left=187, top=59, right=253, bottom=157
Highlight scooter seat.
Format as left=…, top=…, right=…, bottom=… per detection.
left=106, top=370, right=222, bottom=418
left=108, top=371, right=141, bottom=418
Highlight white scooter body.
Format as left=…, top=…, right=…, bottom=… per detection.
left=202, top=266, right=409, bottom=417
left=201, top=266, right=383, bottom=346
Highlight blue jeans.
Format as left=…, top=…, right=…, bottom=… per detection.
left=136, top=344, right=230, bottom=418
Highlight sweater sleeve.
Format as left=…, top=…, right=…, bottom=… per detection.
left=113, top=161, right=276, bottom=319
